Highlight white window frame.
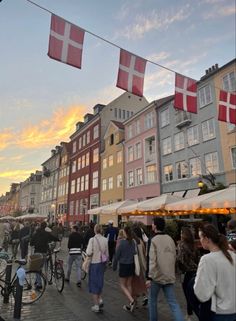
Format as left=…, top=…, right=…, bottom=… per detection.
left=93, top=124, right=99, bottom=140
left=103, top=158, right=107, bottom=169
left=117, top=150, right=122, bottom=163
left=187, top=125, right=199, bottom=146
left=135, top=119, right=140, bottom=135
left=176, top=161, right=189, bottom=179
left=145, top=111, right=154, bottom=129
left=127, top=146, right=134, bottom=162
left=127, top=124, right=132, bottom=139
left=102, top=178, right=107, bottom=191
left=80, top=176, right=85, bottom=191
left=108, top=155, right=114, bottom=167
left=72, top=141, right=76, bottom=153
left=127, top=171, right=134, bottom=187
left=164, top=165, right=173, bottom=182
left=93, top=148, right=99, bottom=163
left=223, top=71, right=236, bottom=92
left=174, top=132, right=185, bottom=151
left=199, top=84, right=212, bottom=108
left=202, top=118, right=215, bottom=142
left=189, top=157, right=202, bottom=177
left=108, top=177, right=113, bottom=190
left=85, top=174, right=89, bottom=191
left=136, top=168, right=143, bottom=185
left=77, top=177, right=80, bottom=193
left=231, top=146, right=236, bottom=169
left=72, top=160, right=76, bottom=173
left=205, top=152, right=219, bottom=174
left=160, top=108, right=170, bottom=127
left=162, top=137, right=172, bottom=155
left=117, top=174, right=123, bottom=188
left=71, top=180, right=76, bottom=194
left=135, top=142, right=142, bottom=160
left=146, top=164, right=157, bottom=183
left=86, top=152, right=90, bottom=167
left=86, top=131, right=90, bottom=144
left=92, top=171, right=99, bottom=189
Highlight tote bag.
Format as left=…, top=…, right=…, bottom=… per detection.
left=134, top=253, right=140, bottom=276
left=82, top=255, right=92, bottom=274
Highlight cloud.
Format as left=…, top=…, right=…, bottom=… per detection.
left=0, top=169, right=36, bottom=180
left=146, top=51, right=170, bottom=63
left=116, top=5, right=191, bottom=40
left=203, top=3, right=235, bottom=19
left=0, top=105, right=87, bottom=151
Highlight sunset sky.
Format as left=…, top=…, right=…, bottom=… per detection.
left=0, top=0, right=235, bottom=195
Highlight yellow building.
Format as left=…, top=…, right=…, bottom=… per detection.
left=213, top=59, right=236, bottom=185
left=100, top=121, right=124, bottom=226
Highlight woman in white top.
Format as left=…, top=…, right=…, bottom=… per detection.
left=86, top=224, right=108, bottom=313
left=194, top=224, right=236, bottom=321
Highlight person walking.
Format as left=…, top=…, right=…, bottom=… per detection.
left=113, top=226, right=136, bottom=312
left=65, top=225, right=84, bottom=287
left=147, top=217, right=184, bottom=321
left=192, top=224, right=236, bottom=321
left=104, top=220, right=118, bottom=265
left=11, top=222, right=21, bottom=259
left=177, top=227, right=199, bottom=321
left=19, top=221, right=31, bottom=259
left=86, top=224, right=108, bottom=313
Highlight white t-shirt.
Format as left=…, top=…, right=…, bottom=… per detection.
left=194, top=250, right=236, bottom=314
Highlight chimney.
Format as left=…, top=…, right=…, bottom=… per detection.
left=215, top=63, right=219, bottom=69
left=51, top=149, right=56, bottom=156
left=84, top=113, right=93, bottom=124
left=205, top=69, right=209, bottom=75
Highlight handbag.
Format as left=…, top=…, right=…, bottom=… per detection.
left=82, top=255, right=92, bottom=273
left=133, top=241, right=140, bottom=276
left=95, top=236, right=108, bottom=263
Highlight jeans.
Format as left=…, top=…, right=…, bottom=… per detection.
left=182, top=271, right=196, bottom=315
left=66, top=254, right=82, bottom=282
left=148, top=281, right=185, bottom=321
left=213, top=314, right=236, bottom=321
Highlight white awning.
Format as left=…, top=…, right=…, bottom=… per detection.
left=88, top=200, right=137, bottom=215
left=173, top=191, right=186, bottom=197
left=185, top=189, right=200, bottom=199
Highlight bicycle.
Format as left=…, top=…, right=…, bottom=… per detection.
left=0, top=250, right=47, bottom=305
left=45, top=244, right=65, bottom=293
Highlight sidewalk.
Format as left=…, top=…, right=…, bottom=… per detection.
left=0, top=238, right=198, bottom=321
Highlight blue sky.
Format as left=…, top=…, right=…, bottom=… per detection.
left=0, top=0, right=235, bottom=195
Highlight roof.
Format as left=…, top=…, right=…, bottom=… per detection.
left=154, top=95, right=174, bottom=109
left=111, top=120, right=124, bottom=130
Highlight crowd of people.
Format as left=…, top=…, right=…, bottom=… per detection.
left=0, top=217, right=236, bottom=321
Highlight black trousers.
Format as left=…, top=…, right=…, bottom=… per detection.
left=108, top=241, right=116, bottom=262
left=182, top=271, right=196, bottom=315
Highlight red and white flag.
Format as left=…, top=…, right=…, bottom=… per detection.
left=218, top=90, right=236, bottom=125
left=48, top=14, right=85, bottom=69
left=174, top=74, right=197, bottom=113
left=116, top=49, right=146, bottom=97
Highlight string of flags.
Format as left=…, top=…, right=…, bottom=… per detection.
left=28, top=2, right=236, bottom=124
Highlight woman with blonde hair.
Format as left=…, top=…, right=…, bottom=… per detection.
left=86, top=224, right=108, bottom=313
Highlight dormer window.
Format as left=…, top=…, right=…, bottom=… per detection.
left=110, top=134, right=114, bottom=145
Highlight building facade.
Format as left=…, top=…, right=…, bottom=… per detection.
left=67, top=92, right=149, bottom=224
left=124, top=100, right=161, bottom=225
left=100, top=121, right=124, bottom=225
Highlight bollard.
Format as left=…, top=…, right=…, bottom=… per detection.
left=13, top=277, right=23, bottom=320
left=3, top=262, right=12, bottom=304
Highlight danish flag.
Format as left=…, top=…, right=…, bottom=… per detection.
left=48, top=14, right=85, bottom=69
left=116, top=49, right=146, bottom=97
left=174, top=74, right=197, bottom=113
left=218, top=90, right=236, bottom=125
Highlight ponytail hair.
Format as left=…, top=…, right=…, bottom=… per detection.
left=124, top=226, right=133, bottom=243
left=200, top=224, right=233, bottom=264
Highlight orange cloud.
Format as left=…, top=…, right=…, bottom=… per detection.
left=0, top=130, right=14, bottom=150
left=0, top=169, right=36, bottom=180
left=0, top=105, right=87, bottom=150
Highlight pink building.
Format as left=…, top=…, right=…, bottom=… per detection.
left=124, top=100, right=161, bottom=225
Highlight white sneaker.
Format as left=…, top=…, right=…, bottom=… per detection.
left=99, top=299, right=104, bottom=308
left=91, top=305, right=100, bottom=313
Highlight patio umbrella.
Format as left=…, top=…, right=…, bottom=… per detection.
left=16, top=213, right=46, bottom=220
left=118, top=194, right=182, bottom=215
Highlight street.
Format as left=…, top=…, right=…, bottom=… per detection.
left=0, top=238, right=197, bottom=321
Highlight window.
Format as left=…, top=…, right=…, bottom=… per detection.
left=81, top=155, right=85, bottom=168
left=75, top=200, right=79, bottom=215
left=146, top=136, right=155, bottom=155
left=119, top=109, right=121, bottom=118
left=127, top=110, right=130, bottom=118
left=103, top=158, right=107, bottom=169
left=93, top=148, right=99, bottom=163
left=231, top=147, right=236, bottom=169
left=102, top=179, right=107, bottom=191
left=78, top=137, right=82, bottom=150
left=146, top=165, right=157, bottom=183
left=123, top=110, right=126, bottom=119
left=72, top=160, right=76, bottom=173
left=86, top=152, right=90, bottom=166
left=117, top=174, right=123, bottom=187
left=77, top=157, right=81, bottom=170
left=135, top=142, right=142, bottom=159
left=69, top=201, right=74, bottom=216
left=145, top=111, right=154, bottom=129
left=160, top=108, right=170, bottom=127
left=71, top=180, right=76, bottom=194
left=205, top=152, right=219, bottom=173
left=80, top=176, right=85, bottom=191
left=176, top=161, right=188, bottom=179
left=93, top=124, right=99, bottom=140
left=127, top=171, right=134, bottom=187
left=108, top=177, right=113, bottom=190
left=187, top=125, right=199, bottom=146
left=117, top=151, right=122, bottom=163
left=136, top=168, right=143, bottom=185
left=162, top=137, right=172, bottom=155
left=92, top=171, right=98, bottom=189
left=127, top=146, right=134, bottom=162
left=127, top=124, right=132, bottom=139
left=174, top=132, right=184, bottom=151
left=202, top=119, right=215, bottom=141
left=164, top=165, right=173, bottom=182
left=135, top=119, right=140, bottom=135
left=85, top=174, right=89, bottom=190
left=108, top=155, right=113, bottom=167
left=199, top=84, right=212, bottom=107
left=110, top=134, right=114, bottom=145
left=223, top=71, right=236, bottom=92
left=82, top=134, right=86, bottom=147
left=114, top=108, right=117, bottom=118
left=77, top=177, right=80, bottom=193
left=72, top=141, right=76, bottom=153
left=86, top=131, right=90, bottom=144
left=189, top=158, right=201, bottom=176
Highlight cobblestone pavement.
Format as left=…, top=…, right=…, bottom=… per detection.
left=0, top=238, right=198, bottom=321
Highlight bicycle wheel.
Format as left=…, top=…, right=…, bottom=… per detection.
left=45, top=257, right=53, bottom=284
left=54, top=261, right=64, bottom=293
left=13, top=271, right=46, bottom=304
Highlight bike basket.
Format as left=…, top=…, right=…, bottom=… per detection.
left=28, top=253, right=44, bottom=271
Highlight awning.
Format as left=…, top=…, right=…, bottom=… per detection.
left=185, top=189, right=200, bottom=198
left=88, top=200, right=137, bottom=215
left=173, top=191, right=186, bottom=197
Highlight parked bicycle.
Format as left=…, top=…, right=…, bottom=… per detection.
left=45, top=243, right=65, bottom=293
left=0, top=249, right=47, bottom=304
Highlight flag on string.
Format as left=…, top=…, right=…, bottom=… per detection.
left=218, top=90, right=236, bottom=125
left=174, top=74, right=197, bottom=113
left=116, top=49, right=146, bottom=97
left=48, top=14, right=85, bottom=69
